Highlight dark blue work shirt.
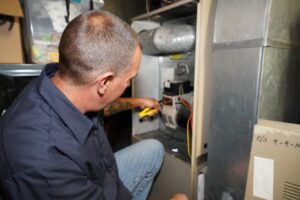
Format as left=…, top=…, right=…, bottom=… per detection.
left=0, top=64, right=132, bottom=200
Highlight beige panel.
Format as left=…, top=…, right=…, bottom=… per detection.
left=245, top=120, right=300, bottom=200
left=191, top=0, right=216, bottom=198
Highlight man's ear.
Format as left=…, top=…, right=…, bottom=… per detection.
left=96, top=72, right=114, bottom=96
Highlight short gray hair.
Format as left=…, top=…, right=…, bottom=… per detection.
left=58, top=11, right=139, bottom=85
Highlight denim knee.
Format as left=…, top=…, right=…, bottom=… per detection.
left=140, top=139, right=165, bottom=172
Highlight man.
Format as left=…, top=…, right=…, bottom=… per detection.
left=0, top=10, right=160, bottom=199
left=0, top=11, right=188, bottom=200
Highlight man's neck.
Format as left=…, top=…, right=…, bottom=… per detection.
left=51, top=73, right=90, bottom=114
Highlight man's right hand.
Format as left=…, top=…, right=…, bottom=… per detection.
left=169, top=193, right=189, bottom=200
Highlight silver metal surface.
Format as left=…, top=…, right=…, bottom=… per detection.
left=212, top=39, right=264, bottom=51
left=138, top=25, right=195, bottom=55
left=0, top=64, right=44, bottom=77
left=213, top=0, right=268, bottom=44
left=214, top=0, right=300, bottom=49
left=207, top=0, right=300, bottom=198
left=258, top=47, right=300, bottom=123
left=267, top=0, right=300, bottom=48
left=207, top=47, right=262, bottom=200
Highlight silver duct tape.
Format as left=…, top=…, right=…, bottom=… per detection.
left=138, top=25, right=196, bottom=55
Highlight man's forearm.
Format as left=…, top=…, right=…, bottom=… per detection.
left=103, top=98, right=140, bottom=116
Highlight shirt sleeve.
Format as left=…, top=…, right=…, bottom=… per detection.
left=1, top=159, right=105, bottom=200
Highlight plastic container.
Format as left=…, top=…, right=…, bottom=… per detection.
left=22, top=0, right=104, bottom=63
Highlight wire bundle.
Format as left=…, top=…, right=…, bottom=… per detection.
left=179, top=85, right=193, bottom=158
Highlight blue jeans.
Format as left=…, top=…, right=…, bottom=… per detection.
left=114, top=139, right=164, bottom=200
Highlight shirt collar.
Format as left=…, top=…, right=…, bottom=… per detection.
left=37, top=63, right=96, bottom=145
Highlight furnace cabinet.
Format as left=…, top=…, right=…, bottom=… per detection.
left=130, top=0, right=300, bottom=199
left=130, top=1, right=214, bottom=199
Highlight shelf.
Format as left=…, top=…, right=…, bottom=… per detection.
left=0, top=64, right=44, bottom=77
left=132, top=0, right=198, bottom=22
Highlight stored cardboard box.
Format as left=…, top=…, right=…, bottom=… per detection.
left=245, top=120, right=300, bottom=200
left=0, top=0, right=24, bottom=63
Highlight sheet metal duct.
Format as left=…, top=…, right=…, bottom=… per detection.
left=138, top=24, right=196, bottom=55
left=206, top=0, right=300, bottom=199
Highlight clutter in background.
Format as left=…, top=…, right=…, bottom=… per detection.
left=0, top=0, right=24, bottom=64
left=22, top=0, right=104, bottom=63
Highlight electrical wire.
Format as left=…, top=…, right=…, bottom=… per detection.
left=186, top=114, right=192, bottom=158
left=179, top=85, right=192, bottom=110
left=179, top=84, right=193, bottom=158
left=180, top=97, right=192, bottom=110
